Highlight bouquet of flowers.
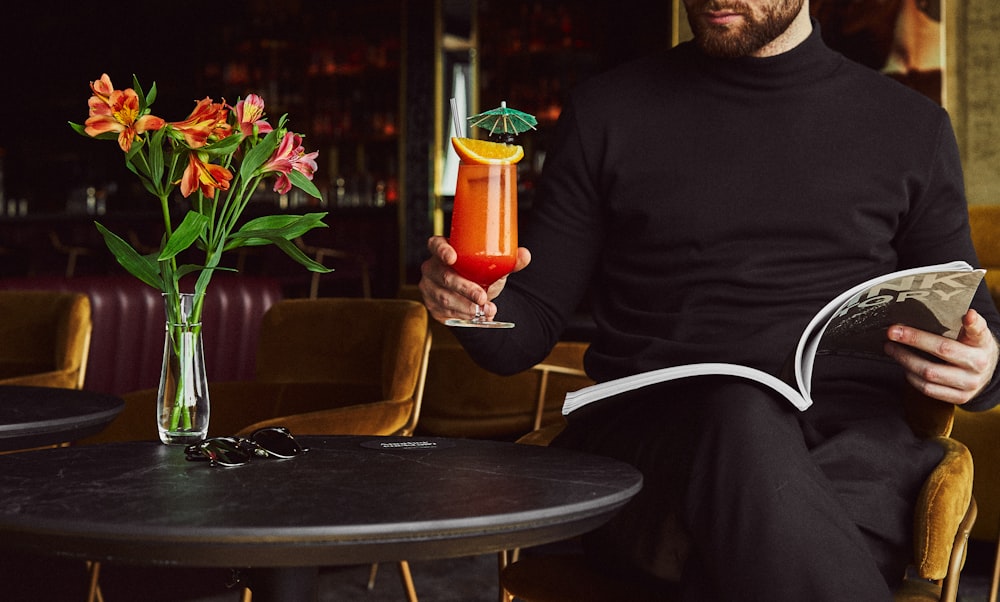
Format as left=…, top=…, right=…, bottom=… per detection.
left=70, top=73, right=331, bottom=442
left=70, top=73, right=329, bottom=305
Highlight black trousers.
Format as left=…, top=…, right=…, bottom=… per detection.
left=552, top=376, right=944, bottom=602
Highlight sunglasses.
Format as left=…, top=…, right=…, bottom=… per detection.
left=184, top=426, right=308, bottom=467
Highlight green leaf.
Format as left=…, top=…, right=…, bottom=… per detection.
left=137, top=176, right=162, bottom=199
left=95, top=223, right=162, bottom=288
left=146, top=129, right=166, bottom=187
left=68, top=121, right=120, bottom=143
left=241, top=129, right=280, bottom=180
left=131, top=75, right=145, bottom=105
left=272, top=237, right=333, bottom=273
left=175, top=264, right=237, bottom=280
left=68, top=121, right=89, bottom=137
left=288, top=169, right=322, bottom=199
left=202, top=133, right=242, bottom=156
left=226, top=213, right=328, bottom=249
left=158, top=211, right=210, bottom=261
left=71, top=125, right=121, bottom=143
left=147, top=80, right=158, bottom=107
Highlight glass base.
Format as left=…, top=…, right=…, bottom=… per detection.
left=158, top=429, right=208, bottom=446
left=445, top=318, right=515, bottom=329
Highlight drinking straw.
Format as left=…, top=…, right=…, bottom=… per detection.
left=450, top=97, right=463, bottom=138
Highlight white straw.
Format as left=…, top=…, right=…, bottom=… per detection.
left=450, top=97, right=463, bottom=138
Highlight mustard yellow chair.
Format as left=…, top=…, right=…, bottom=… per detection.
left=230, top=297, right=431, bottom=437
left=0, top=290, right=91, bottom=390
left=952, top=406, right=1000, bottom=602
left=397, top=286, right=594, bottom=441
left=500, top=390, right=977, bottom=602
left=417, top=330, right=593, bottom=439
left=959, top=203, right=1000, bottom=602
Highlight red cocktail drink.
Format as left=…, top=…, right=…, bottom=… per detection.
left=449, top=162, right=518, bottom=288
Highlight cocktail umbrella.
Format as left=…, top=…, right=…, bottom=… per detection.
left=467, top=101, right=537, bottom=143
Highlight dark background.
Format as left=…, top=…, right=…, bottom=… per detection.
left=0, top=0, right=672, bottom=215
left=0, top=1, right=219, bottom=210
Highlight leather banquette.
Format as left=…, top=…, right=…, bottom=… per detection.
left=0, top=275, right=282, bottom=396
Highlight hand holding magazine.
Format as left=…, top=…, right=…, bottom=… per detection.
left=563, top=261, right=986, bottom=414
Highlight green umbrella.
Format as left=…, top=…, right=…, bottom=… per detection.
left=467, top=101, right=537, bottom=143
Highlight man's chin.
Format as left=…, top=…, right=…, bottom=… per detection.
left=696, top=33, right=760, bottom=58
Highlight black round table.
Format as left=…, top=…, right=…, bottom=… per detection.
left=0, top=435, right=642, bottom=601
left=0, top=385, right=124, bottom=451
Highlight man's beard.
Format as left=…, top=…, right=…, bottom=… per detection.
left=687, top=0, right=805, bottom=58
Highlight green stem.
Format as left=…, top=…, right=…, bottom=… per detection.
left=164, top=293, right=204, bottom=433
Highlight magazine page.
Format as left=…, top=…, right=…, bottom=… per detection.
left=793, top=261, right=984, bottom=401
left=562, top=362, right=812, bottom=415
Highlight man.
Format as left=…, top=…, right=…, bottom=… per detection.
left=420, top=0, right=1000, bottom=599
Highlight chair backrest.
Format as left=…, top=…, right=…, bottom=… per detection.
left=0, top=290, right=92, bottom=389
left=968, top=204, right=1000, bottom=309
left=418, top=336, right=593, bottom=440
left=395, top=285, right=594, bottom=440
left=254, top=297, right=431, bottom=408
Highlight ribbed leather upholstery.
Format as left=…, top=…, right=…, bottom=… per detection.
left=0, top=276, right=282, bottom=394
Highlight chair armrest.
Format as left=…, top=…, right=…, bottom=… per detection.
left=516, top=420, right=568, bottom=447
left=912, top=436, right=975, bottom=580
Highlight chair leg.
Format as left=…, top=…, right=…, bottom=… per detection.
left=990, top=520, right=1000, bottom=602
left=398, top=560, right=418, bottom=602
left=498, top=550, right=519, bottom=602
left=86, top=561, right=103, bottom=602
left=940, top=497, right=978, bottom=602
left=368, top=562, right=380, bottom=590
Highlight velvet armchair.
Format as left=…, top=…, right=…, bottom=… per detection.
left=397, top=285, right=594, bottom=441
left=231, top=296, right=431, bottom=437
left=954, top=203, right=1000, bottom=602
left=0, top=290, right=92, bottom=390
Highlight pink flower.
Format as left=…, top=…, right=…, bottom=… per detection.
left=84, top=74, right=165, bottom=152
left=234, top=94, right=273, bottom=137
left=261, top=132, right=319, bottom=194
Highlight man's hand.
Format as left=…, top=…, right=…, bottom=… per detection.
left=418, top=236, right=531, bottom=324
left=884, top=309, right=1000, bottom=405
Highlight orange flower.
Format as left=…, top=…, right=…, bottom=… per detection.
left=170, top=97, right=233, bottom=148
left=84, top=73, right=165, bottom=152
left=179, top=153, right=233, bottom=199
left=89, top=73, right=115, bottom=106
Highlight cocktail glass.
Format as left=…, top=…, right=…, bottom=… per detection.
left=445, top=160, right=518, bottom=329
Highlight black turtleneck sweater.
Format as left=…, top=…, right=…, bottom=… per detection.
left=456, top=24, right=1000, bottom=412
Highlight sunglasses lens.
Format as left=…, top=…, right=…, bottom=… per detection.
left=188, top=438, right=252, bottom=467
left=250, top=427, right=305, bottom=458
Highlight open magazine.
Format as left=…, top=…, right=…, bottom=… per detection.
left=563, top=261, right=986, bottom=414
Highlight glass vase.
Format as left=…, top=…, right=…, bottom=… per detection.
left=157, top=292, right=210, bottom=445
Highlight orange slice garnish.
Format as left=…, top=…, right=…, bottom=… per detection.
left=451, top=137, right=524, bottom=165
